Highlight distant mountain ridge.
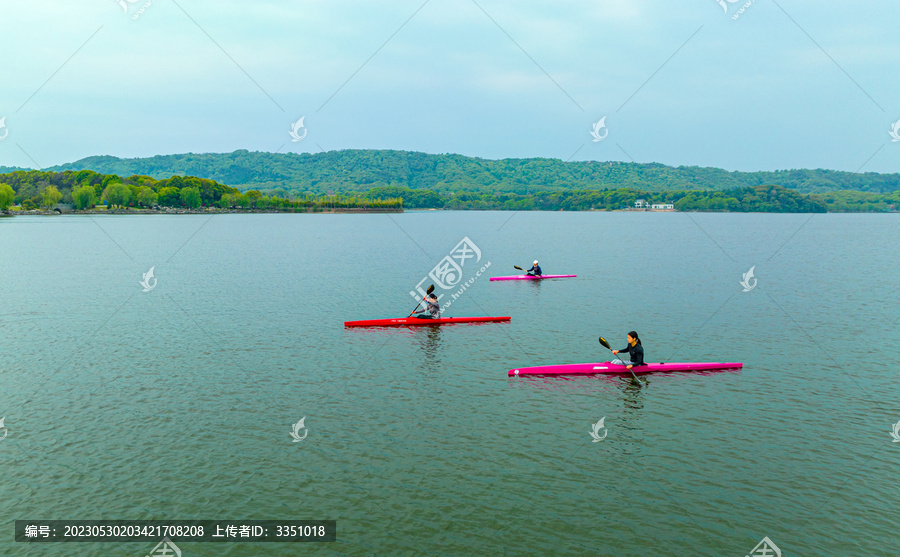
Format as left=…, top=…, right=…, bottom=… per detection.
left=45, top=149, right=900, bottom=195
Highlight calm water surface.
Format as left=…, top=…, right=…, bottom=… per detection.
left=1, top=211, right=898, bottom=556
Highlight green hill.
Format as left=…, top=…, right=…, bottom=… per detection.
left=48, top=149, right=900, bottom=195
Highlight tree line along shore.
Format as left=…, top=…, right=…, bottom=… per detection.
left=0, top=170, right=897, bottom=214
left=0, top=170, right=401, bottom=214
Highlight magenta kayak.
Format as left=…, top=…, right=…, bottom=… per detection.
left=508, top=361, right=743, bottom=376
left=490, top=274, right=577, bottom=281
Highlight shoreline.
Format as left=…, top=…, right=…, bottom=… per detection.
left=2, top=207, right=404, bottom=216
left=2, top=207, right=896, bottom=216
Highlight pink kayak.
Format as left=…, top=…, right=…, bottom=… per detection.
left=490, top=274, right=576, bottom=281
left=346, top=316, right=510, bottom=328
left=508, top=361, right=743, bottom=376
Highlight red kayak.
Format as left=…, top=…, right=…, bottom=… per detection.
left=345, top=316, right=511, bottom=328
left=508, top=361, right=742, bottom=376
left=490, top=274, right=576, bottom=281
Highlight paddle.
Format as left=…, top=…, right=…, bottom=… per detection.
left=409, top=284, right=435, bottom=317
left=599, top=336, right=643, bottom=384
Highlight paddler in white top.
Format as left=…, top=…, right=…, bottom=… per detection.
left=526, top=260, right=542, bottom=276
left=410, top=292, right=441, bottom=319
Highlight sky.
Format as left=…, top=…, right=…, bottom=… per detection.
left=0, top=0, right=898, bottom=173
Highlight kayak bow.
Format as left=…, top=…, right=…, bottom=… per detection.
left=508, top=361, right=742, bottom=376
left=345, top=316, right=511, bottom=328
left=490, top=274, right=576, bottom=281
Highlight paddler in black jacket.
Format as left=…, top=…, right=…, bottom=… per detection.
left=611, top=331, right=644, bottom=370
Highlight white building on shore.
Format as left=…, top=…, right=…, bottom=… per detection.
left=632, top=199, right=675, bottom=211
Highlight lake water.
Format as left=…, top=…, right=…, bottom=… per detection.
left=1, top=211, right=898, bottom=556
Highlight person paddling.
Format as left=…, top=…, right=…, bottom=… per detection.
left=526, top=260, right=542, bottom=276
left=611, top=331, right=644, bottom=370
left=410, top=292, right=441, bottom=319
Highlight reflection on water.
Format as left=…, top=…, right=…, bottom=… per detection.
left=621, top=376, right=646, bottom=412
left=618, top=376, right=646, bottom=454
left=415, top=326, right=443, bottom=368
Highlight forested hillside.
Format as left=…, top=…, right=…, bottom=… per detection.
left=49, top=150, right=900, bottom=195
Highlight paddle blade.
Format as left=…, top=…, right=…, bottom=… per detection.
left=426, top=284, right=435, bottom=294
left=514, top=266, right=523, bottom=270
left=598, top=336, right=612, bottom=350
